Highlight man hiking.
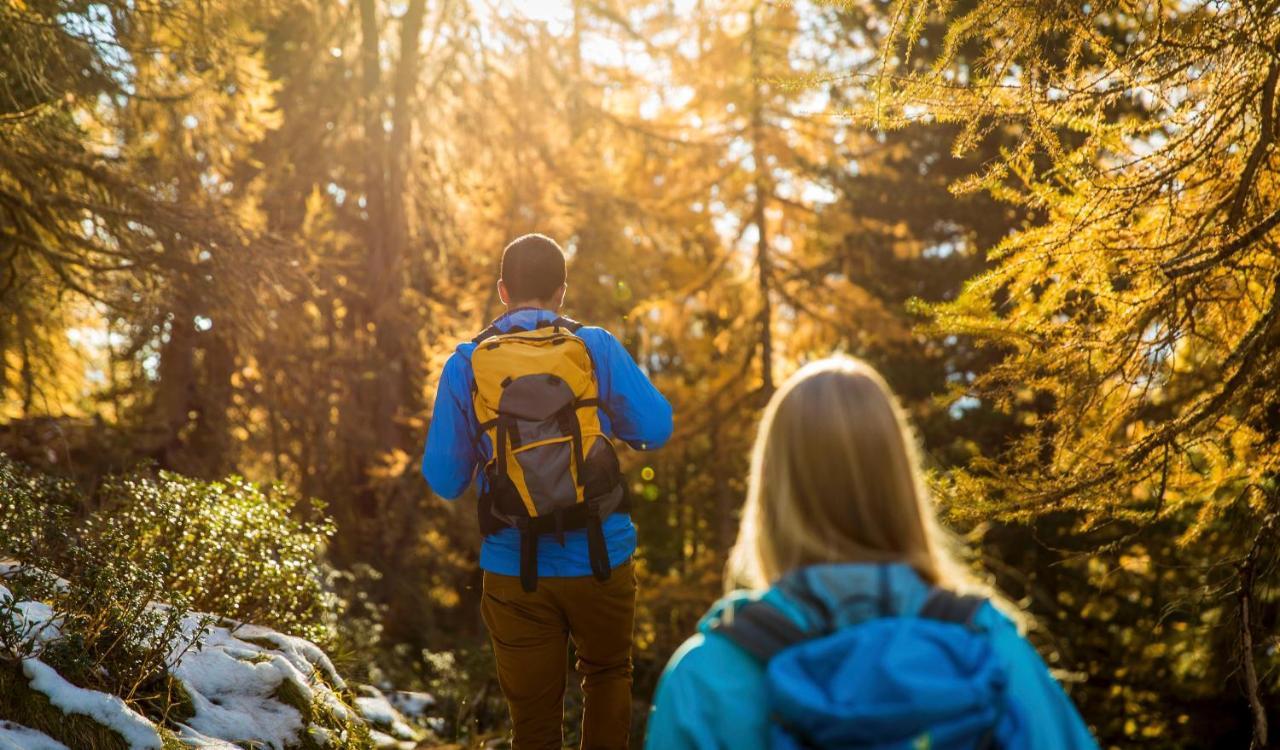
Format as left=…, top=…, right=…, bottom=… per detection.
left=422, top=233, right=673, bottom=750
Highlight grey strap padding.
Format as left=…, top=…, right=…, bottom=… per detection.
left=917, top=589, right=987, bottom=626
left=713, top=601, right=811, bottom=663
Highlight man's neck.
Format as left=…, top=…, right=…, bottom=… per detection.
left=504, top=303, right=557, bottom=314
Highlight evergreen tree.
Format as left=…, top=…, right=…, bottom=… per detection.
left=866, top=1, right=1280, bottom=743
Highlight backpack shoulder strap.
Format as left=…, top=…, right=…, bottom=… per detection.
left=711, top=600, right=811, bottom=663
left=549, top=315, right=583, bottom=333
left=472, top=324, right=501, bottom=345
left=918, top=589, right=987, bottom=627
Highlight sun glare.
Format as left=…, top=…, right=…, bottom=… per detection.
left=496, top=0, right=575, bottom=26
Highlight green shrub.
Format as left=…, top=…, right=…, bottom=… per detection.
left=26, top=542, right=210, bottom=704
left=92, top=469, right=340, bottom=646
left=0, top=454, right=372, bottom=747
left=1, top=454, right=340, bottom=646
left=0, top=454, right=207, bottom=712
left=0, top=453, right=77, bottom=563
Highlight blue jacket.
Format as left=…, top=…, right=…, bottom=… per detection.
left=422, top=307, right=673, bottom=577
left=646, top=563, right=1097, bottom=750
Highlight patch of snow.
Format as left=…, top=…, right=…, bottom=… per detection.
left=386, top=689, right=436, bottom=718
left=307, top=725, right=331, bottom=746
left=368, top=729, right=417, bottom=750
left=1, top=583, right=62, bottom=644
left=171, top=625, right=307, bottom=750
left=233, top=624, right=347, bottom=689
left=0, top=563, right=69, bottom=592
left=0, top=721, right=71, bottom=750
left=21, top=659, right=163, bottom=750
left=4, top=572, right=374, bottom=750
left=169, top=614, right=368, bottom=750
left=170, top=723, right=241, bottom=749
left=355, top=687, right=420, bottom=741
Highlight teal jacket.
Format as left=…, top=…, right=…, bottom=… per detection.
left=645, top=563, right=1097, bottom=750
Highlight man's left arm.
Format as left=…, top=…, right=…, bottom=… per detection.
left=589, top=329, right=673, bottom=451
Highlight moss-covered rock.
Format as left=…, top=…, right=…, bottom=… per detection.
left=1, top=598, right=381, bottom=750
left=0, top=660, right=134, bottom=750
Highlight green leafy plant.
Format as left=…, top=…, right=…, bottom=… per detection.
left=0, top=455, right=209, bottom=715
left=93, top=468, right=339, bottom=646
left=0, top=453, right=76, bottom=564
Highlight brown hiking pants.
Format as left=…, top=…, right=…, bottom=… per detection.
left=481, top=560, right=637, bottom=750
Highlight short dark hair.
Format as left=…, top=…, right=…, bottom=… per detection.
left=500, top=233, right=567, bottom=302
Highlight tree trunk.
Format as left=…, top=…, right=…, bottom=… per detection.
left=370, top=0, right=426, bottom=452
left=190, top=328, right=235, bottom=477
left=17, top=318, right=33, bottom=417
left=749, top=3, right=774, bottom=397
left=154, top=305, right=195, bottom=468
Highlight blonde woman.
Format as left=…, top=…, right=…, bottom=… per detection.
left=645, top=358, right=1095, bottom=750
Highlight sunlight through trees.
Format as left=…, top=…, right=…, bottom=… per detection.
left=2, top=0, right=1277, bottom=745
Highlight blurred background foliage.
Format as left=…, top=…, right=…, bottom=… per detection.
left=1, top=0, right=1278, bottom=746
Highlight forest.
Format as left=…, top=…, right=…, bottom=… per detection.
left=1, top=0, right=1278, bottom=747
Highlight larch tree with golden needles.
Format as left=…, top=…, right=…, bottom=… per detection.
left=859, top=0, right=1280, bottom=744
left=0, top=0, right=290, bottom=455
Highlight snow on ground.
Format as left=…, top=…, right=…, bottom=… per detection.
left=2, top=567, right=444, bottom=750
left=0, top=583, right=61, bottom=643
left=0, top=721, right=70, bottom=750
left=170, top=723, right=243, bottom=749
left=386, top=689, right=436, bottom=719
left=384, top=688, right=443, bottom=735
left=22, top=658, right=164, bottom=749
left=368, top=729, right=417, bottom=749
left=354, top=685, right=420, bottom=742
left=233, top=624, right=348, bottom=690
left=0, top=563, right=69, bottom=592
left=168, top=613, right=361, bottom=750
left=171, top=642, right=307, bottom=748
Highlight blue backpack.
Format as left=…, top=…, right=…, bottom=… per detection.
left=712, top=583, right=1027, bottom=750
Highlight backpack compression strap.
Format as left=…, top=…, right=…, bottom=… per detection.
left=715, top=588, right=989, bottom=664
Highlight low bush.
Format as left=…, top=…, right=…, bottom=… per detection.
left=0, top=453, right=77, bottom=564
left=0, top=453, right=340, bottom=685
left=0, top=453, right=371, bottom=748
left=0, top=455, right=205, bottom=717
left=94, top=469, right=339, bottom=645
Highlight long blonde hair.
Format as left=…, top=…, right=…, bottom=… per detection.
left=727, top=357, right=974, bottom=593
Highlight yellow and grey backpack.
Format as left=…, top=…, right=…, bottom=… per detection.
left=470, top=315, right=626, bottom=591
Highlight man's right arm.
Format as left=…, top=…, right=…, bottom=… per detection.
left=591, top=329, right=673, bottom=451
left=422, top=352, right=480, bottom=500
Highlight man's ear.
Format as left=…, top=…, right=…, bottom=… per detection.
left=553, top=283, right=567, bottom=310
left=497, top=279, right=510, bottom=306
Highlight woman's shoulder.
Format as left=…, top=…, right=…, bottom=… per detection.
left=656, top=587, right=805, bottom=693
left=969, top=600, right=1099, bottom=748
left=646, top=592, right=776, bottom=750
left=665, top=590, right=771, bottom=674
left=970, top=599, right=1039, bottom=655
